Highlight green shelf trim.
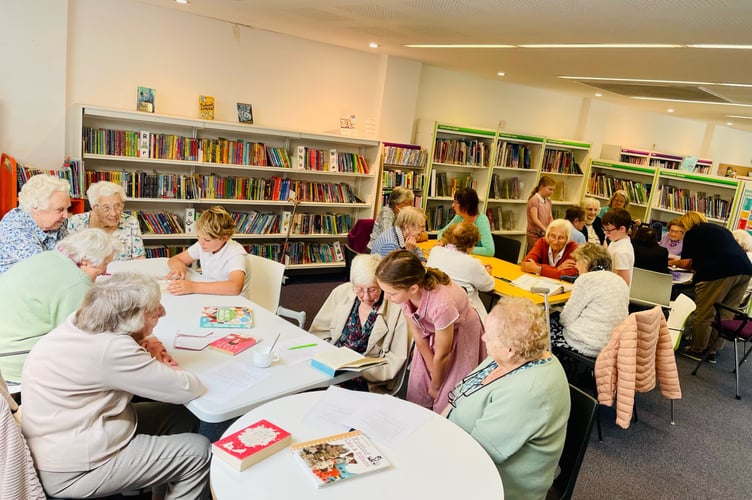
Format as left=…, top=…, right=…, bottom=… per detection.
left=436, top=124, right=496, bottom=137
left=545, top=138, right=590, bottom=149
left=660, top=170, right=738, bottom=186
left=497, top=132, right=545, bottom=143
left=590, top=160, right=655, bottom=174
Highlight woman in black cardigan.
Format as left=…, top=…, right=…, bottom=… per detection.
left=581, top=197, right=606, bottom=245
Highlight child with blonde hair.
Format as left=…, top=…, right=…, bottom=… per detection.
left=167, top=206, right=247, bottom=295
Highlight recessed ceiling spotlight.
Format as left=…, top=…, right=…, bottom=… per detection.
left=594, top=93, right=602, bottom=97
left=727, top=122, right=734, bottom=126
left=175, top=0, right=188, bottom=4
left=497, top=72, right=505, bottom=77
left=667, top=109, right=674, bottom=113
left=369, top=42, right=379, bottom=49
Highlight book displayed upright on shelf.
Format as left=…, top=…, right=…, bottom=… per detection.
left=199, top=95, right=215, bottom=120
left=137, top=86, right=155, bottom=113
left=200, top=306, right=254, bottom=329
left=291, top=430, right=390, bottom=488
left=208, top=333, right=259, bottom=355
left=310, top=347, right=385, bottom=377
left=213, top=419, right=291, bottom=471
left=237, top=102, right=253, bottom=123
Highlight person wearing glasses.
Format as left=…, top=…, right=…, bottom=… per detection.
left=310, top=253, right=409, bottom=393
left=0, top=174, right=71, bottom=273
left=520, top=219, right=579, bottom=279
left=601, top=208, right=635, bottom=286
left=445, top=297, right=570, bottom=499
left=375, top=250, right=485, bottom=413
left=21, top=273, right=209, bottom=499
left=67, top=180, right=145, bottom=261
left=659, top=217, right=684, bottom=260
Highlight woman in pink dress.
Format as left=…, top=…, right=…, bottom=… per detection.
left=375, top=250, right=485, bottom=413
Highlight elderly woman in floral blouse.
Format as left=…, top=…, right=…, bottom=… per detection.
left=68, top=181, right=145, bottom=261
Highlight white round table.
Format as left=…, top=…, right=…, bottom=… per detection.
left=210, top=391, right=504, bottom=499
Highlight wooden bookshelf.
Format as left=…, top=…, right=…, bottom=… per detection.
left=69, top=105, right=380, bottom=269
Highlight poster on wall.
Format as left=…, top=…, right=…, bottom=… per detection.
left=734, top=188, right=752, bottom=232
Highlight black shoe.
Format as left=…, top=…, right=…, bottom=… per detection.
left=706, top=352, right=717, bottom=364
left=679, top=346, right=707, bottom=362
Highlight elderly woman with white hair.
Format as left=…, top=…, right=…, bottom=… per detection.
left=371, top=205, right=427, bottom=262
left=0, top=228, right=121, bottom=384
left=68, top=180, right=145, bottom=261
left=0, top=174, right=71, bottom=273
left=310, top=253, right=409, bottom=392
left=21, top=273, right=209, bottom=499
left=520, top=218, right=579, bottom=279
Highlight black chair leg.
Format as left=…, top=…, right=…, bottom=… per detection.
left=632, top=401, right=639, bottom=423
left=690, top=349, right=711, bottom=376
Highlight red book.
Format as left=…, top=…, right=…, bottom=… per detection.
left=208, top=333, right=259, bottom=356
left=212, top=419, right=291, bottom=471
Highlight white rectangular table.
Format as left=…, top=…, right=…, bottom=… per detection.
left=108, top=258, right=355, bottom=423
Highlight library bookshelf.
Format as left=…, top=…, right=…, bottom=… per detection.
left=69, top=105, right=380, bottom=269
left=379, top=142, right=428, bottom=210
left=586, top=160, right=657, bottom=223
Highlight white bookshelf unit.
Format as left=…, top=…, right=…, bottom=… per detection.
left=540, top=138, right=591, bottom=219
left=586, top=160, right=657, bottom=223
left=70, top=105, right=380, bottom=270
left=379, top=142, right=428, bottom=210
left=649, top=170, right=740, bottom=227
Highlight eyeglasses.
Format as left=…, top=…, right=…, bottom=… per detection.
left=97, top=203, right=124, bottom=213
left=447, top=368, right=490, bottom=408
left=353, top=285, right=381, bottom=297
left=603, top=225, right=617, bottom=234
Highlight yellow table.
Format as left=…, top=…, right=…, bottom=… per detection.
left=418, top=241, right=571, bottom=306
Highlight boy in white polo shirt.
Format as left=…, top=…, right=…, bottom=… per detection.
left=602, top=208, right=635, bottom=286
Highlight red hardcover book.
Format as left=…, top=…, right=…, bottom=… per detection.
left=212, top=419, right=291, bottom=471
left=208, top=333, right=259, bottom=356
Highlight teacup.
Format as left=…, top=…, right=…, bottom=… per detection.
left=253, top=348, right=280, bottom=368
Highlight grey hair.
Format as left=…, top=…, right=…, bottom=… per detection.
left=87, top=181, right=126, bottom=206
left=18, top=174, right=70, bottom=213
left=388, top=187, right=414, bottom=209
left=350, top=253, right=382, bottom=285
left=74, top=273, right=161, bottom=335
left=582, top=197, right=600, bottom=210
left=57, top=228, right=122, bottom=267
left=395, top=206, right=426, bottom=229
left=733, top=229, right=752, bottom=253
left=545, top=218, right=573, bottom=243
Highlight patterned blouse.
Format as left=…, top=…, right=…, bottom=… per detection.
left=335, top=293, right=385, bottom=354
left=67, top=212, right=145, bottom=261
left=0, top=208, right=66, bottom=273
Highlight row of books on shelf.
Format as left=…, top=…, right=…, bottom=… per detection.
left=16, top=160, right=85, bottom=198
left=432, top=138, right=491, bottom=167
left=379, top=193, right=423, bottom=208
left=541, top=150, right=582, bottom=174
left=425, top=205, right=456, bottom=231
left=587, top=173, right=650, bottom=204
left=144, top=245, right=187, bottom=258
left=242, top=242, right=344, bottom=265
left=383, top=144, right=427, bottom=167
left=129, top=210, right=184, bottom=235
left=656, top=186, right=731, bottom=220
left=486, top=207, right=519, bottom=232
left=85, top=170, right=363, bottom=203
left=428, top=171, right=477, bottom=197
left=488, top=174, right=521, bottom=200
left=83, top=127, right=368, bottom=173
left=381, top=170, right=425, bottom=190
left=493, top=142, right=534, bottom=169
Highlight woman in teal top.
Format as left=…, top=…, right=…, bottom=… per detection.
left=437, top=188, right=495, bottom=256
left=446, top=296, right=570, bottom=500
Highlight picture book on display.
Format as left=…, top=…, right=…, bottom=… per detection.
left=291, top=430, right=390, bottom=488
left=237, top=102, right=253, bottom=124
left=199, top=95, right=215, bottom=120
left=310, top=347, right=386, bottom=377
left=213, top=419, right=291, bottom=471
left=137, top=86, right=155, bottom=113
left=200, top=306, right=254, bottom=329
left=209, top=333, right=259, bottom=356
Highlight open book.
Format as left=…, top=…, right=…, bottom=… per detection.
left=310, top=347, right=386, bottom=377
left=510, top=274, right=571, bottom=296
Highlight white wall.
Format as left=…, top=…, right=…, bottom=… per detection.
left=4, top=0, right=752, bottom=172
left=0, top=0, right=68, bottom=169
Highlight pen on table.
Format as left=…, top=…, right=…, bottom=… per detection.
left=494, top=276, right=512, bottom=283
left=288, top=343, right=317, bottom=350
